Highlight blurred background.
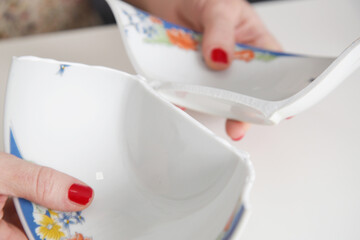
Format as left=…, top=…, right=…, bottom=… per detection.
left=0, top=0, right=275, bottom=39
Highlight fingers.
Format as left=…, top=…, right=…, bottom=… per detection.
left=200, top=0, right=282, bottom=71
left=201, top=0, right=242, bottom=70
left=199, top=0, right=279, bottom=140
left=174, top=104, right=186, bottom=111
left=0, top=153, right=93, bottom=212
left=233, top=0, right=282, bottom=51
left=226, top=119, right=250, bottom=141
left=0, top=220, right=27, bottom=240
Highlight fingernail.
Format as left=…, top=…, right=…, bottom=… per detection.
left=211, top=48, right=228, bottom=64
left=68, top=184, right=93, bottom=205
left=286, top=116, right=294, bottom=120
left=232, top=135, right=244, bottom=141
left=175, top=104, right=186, bottom=111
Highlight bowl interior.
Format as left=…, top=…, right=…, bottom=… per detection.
left=4, top=57, right=252, bottom=239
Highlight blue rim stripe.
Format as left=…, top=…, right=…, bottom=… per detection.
left=10, top=129, right=39, bottom=240
left=222, top=205, right=245, bottom=240
left=236, top=43, right=300, bottom=57
left=134, top=7, right=300, bottom=57
left=10, top=129, right=23, bottom=159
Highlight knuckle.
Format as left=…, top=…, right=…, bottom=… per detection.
left=201, top=0, right=242, bottom=26
left=34, top=166, right=56, bottom=204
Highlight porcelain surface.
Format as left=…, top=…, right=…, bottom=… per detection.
left=4, top=56, right=254, bottom=240
left=107, top=0, right=360, bottom=124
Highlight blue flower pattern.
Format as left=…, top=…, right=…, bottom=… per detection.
left=57, top=64, right=71, bottom=76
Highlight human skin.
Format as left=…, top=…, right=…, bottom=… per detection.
left=0, top=153, right=93, bottom=239
left=0, top=1, right=281, bottom=238
left=125, top=0, right=282, bottom=141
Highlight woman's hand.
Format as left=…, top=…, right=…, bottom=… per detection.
left=0, top=152, right=93, bottom=239
left=126, top=0, right=281, bottom=141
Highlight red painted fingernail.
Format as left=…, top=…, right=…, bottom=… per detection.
left=286, top=116, right=294, bottom=120
left=232, top=135, right=244, bottom=141
left=211, top=48, right=228, bottom=64
left=68, top=184, right=93, bottom=205
left=175, top=105, right=186, bottom=111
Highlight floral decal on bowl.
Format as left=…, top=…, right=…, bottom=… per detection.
left=216, top=204, right=245, bottom=240
left=121, top=7, right=201, bottom=51
left=234, top=49, right=256, bottom=62
left=57, top=64, right=71, bottom=76
left=10, top=129, right=92, bottom=240
left=120, top=4, right=297, bottom=62
left=33, top=206, right=90, bottom=240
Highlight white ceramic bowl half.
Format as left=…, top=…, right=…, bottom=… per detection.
left=4, top=56, right=254, bottom=240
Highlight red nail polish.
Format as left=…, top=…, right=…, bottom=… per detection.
left=211, top=48, right=228, bottom=64
left=68, top=184, right=93, bottom=205
left=232, top=135, right=244, bottom=141
left=286, top=116, right=294, bottom=120
left=175, top=105, right=186, bottom=111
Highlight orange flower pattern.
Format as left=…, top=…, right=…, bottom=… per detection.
left=166, top=28, right=198, bottom=50
left=216, top=205, right=245, bottom=240
left=121, top=8, right=200, bottom=51
left=149, top=16, right=162, bottom=24
left=122, top=7, right=280, bottom=62
left=234, top=49, right=255, bottom=62
left=66, top=232, right=92, bottom=240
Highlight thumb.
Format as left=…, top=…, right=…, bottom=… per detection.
left=200, top=0, right=241, bottom=70
left=0, top=153, right=93, bottom=212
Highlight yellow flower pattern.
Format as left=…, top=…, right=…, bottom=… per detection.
left=10, top=129, right=91, bottom=240
left=32, top=203, right=91, bottom=240
left=35, top=214, right=65, bottom=240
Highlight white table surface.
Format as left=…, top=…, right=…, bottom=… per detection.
left=1, top=0, right=360, bottom=239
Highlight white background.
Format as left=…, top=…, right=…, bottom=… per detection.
left=0, top=0, right=360, bottom=239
